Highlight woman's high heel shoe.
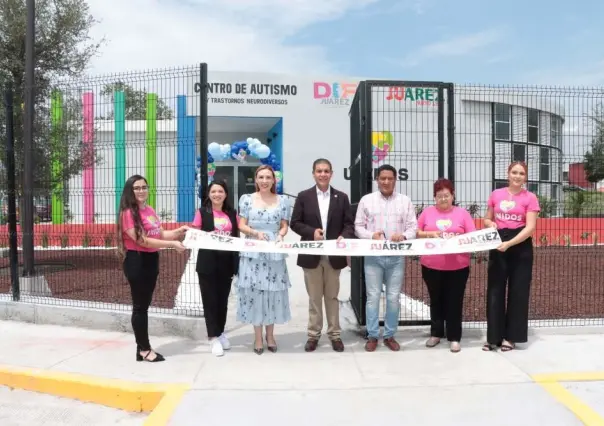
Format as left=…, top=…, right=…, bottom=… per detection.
left=266, top=338, right=277, bottom=353
left=136, top=347, right=165, bottom=362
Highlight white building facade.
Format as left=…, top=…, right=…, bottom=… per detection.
left=66, top=71, right=565, bottom=223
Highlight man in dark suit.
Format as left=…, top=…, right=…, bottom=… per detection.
left=290, top=158, right=355, bottom=352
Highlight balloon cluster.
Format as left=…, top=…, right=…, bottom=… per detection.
left=195, top=137, right=282, bottom=197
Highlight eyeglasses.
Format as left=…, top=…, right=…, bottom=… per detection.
left=133, top=186, right=149, bottom=192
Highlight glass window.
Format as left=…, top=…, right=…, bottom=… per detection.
left=540, top=147, right=550, bottom=181
left=550, top=115, right=562, bottom=149
left=494, top=103, right=511, bottom=141
left=528, top=182, right=539, bottom=193
left=528, top=109, right=539, bottom=143
left=495, top=104, right=510, bottom=122
left=528, top=109, right=539, bottom=126
left=495, top=122, right=510, bottom=140
left=552, top=184, right=560, bottom=200
left=513, top=144, right=526, bottom=162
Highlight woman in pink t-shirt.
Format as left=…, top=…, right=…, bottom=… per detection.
left=117, top=175, right=189, bottom=363
left=482, top=162, right=540, bottom=352
left=192, top=180, right=240, bottom=357
left=417, top=178, right=476, bottom=353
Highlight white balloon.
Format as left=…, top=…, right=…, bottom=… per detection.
left=255, top=144, right=271, bottom=159
left=208, top=142, right=221, bottom=158
left=246, top=137, right=253, bottom=144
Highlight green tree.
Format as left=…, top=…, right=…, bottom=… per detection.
left=584, top=106, right=604, bottom=183
left=0, top=0, right=103, bottom=198
left=100, top=81, right=174, bottom=120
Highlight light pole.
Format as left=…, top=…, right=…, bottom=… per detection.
left=22, top=0, right=36, bottom=277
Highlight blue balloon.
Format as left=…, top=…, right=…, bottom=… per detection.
left=208, top=153, right=214, bottom=163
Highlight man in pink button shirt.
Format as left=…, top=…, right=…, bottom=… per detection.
left=354, top=164, right=417, bottom=352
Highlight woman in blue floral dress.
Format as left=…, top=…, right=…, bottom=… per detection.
left=236, top=165, right=292, bottom=355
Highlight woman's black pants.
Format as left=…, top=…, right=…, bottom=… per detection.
left=123, top=250, right=159, bottom=351
left=486, top=228, right=534, bottom=345
left=422, top=265, right=470, bottom=342
left=198, top=262, right=233, bottom=339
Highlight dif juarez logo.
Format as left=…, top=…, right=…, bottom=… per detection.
left=386, top=86, right=438, bottom=107
left=313, top=82, right=358, bottom=106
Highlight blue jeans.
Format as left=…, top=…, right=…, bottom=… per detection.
left=364, top=256, right=404, bottom=339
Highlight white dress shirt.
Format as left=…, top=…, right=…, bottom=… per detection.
left=316, top=186, right=330, bottom=231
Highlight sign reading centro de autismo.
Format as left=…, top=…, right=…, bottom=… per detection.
left=194, top=81, right=298, bottom=105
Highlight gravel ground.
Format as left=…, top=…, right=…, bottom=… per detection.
left=1, top=246, right=603, bottom=322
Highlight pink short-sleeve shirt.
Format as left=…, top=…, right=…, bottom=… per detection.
left=121, top=205, right=162, bottom=252
left=192, top=210, right=239, bottom=236
left=488, top=188, right=540, bottom=229
left=417, top=206, right=476, bottom=271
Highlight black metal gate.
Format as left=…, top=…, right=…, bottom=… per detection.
left=348, top=80, right=455, bottom=327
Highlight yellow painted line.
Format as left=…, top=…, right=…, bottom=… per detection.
left=0, top=364, right=189, bottom=425
left=533, top=372, right=604, bottom=383
left=532, top=372, right=604, bottom=426
left=536, top=381, right=604, bottom=426
left=144, top=385, right=189, bottom=426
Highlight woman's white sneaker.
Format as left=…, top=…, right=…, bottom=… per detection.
left=211, top=339, right=224, bottom=357
left=219, top=334, right=231, bottom=350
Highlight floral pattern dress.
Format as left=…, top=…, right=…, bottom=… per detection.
left=235, top=193, right=292, bottom=326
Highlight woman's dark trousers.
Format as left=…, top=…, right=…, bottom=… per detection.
left=123, top=250, right=160, bottom=351
left=422, top=265, right=470, bottom=341
left=486, top=228, right=534, bottom=345
left=198, top=255, right=233, bottom=338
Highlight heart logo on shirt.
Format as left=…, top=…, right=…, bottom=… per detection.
left=436, top=219, right=452, bottom=231
left=499, top=200, right=516, bottom=212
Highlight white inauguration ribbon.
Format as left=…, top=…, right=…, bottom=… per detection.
left=182, top=228, right=502, bottom=256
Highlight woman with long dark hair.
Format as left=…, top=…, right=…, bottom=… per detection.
left=482, top=161, right=540, bottom=352
left=117, top=174, right=189, bottom=362
left=191, top=180, right=240, bottom=357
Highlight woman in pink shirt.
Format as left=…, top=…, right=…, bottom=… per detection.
left=482, top=162, right=540, bottom=352
left=192, top=180, right=240, bottom=357
left=417, top=178, right=475, bottom=353
left=117, top=175, right=189, bottom=363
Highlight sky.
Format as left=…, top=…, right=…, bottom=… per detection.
left=85, top=0, right=604, bottom=86
left=83, top=0, right=603, bottom=164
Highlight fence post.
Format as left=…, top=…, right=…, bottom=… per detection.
left=198, top=63, right=209, bottom=203
left=446, top=83, right=456, bottom=184
left=21, top=0, right=36, bottom=277
left=4, top=82, right=20, bottom=301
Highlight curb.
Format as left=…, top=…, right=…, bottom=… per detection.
left=0, top=364, right=188, bottom=425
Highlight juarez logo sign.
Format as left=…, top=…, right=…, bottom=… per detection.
left=386, top=86, right=438, bottom=107
left=343, top=131, right=409, bottom=181
left=313, top=82, right=358, bottom=106
left=372, top=131, right=393, bottom=163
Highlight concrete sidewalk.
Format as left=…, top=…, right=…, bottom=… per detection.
left=2, top=316, right=604, bottom=425
left=2, top=243, right=604, bottom=425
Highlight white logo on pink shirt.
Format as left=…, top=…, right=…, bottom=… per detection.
left=145, top=215, right=161, bottom=237
left=436, top=219, right=452, bottom=231
left=499, top=200, right=515, bottom=212
left=496, top=200, right=523, bottom=222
